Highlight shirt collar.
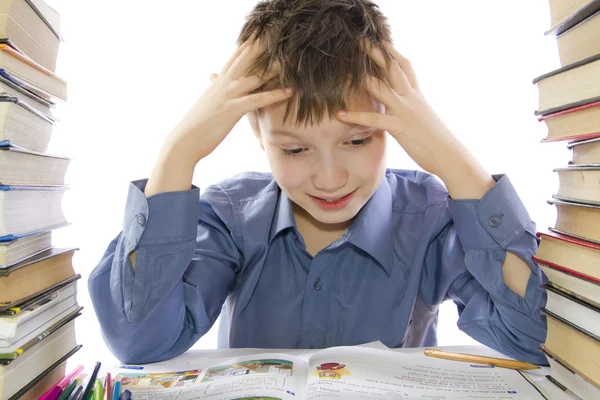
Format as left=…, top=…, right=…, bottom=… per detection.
left=346, top=178, right=394, bottom=277
left=269, top=179, right=394, bottom=276
left=269, top=189, right=296, bottom=242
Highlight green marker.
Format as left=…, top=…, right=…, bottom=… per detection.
left=58, top=379, right=78, bottom=400
left=92, top=378, right=103, bottom=400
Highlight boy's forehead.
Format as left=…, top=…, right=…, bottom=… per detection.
left=262, top=92, right=381, bottom=130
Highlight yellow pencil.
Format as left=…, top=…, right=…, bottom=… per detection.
left=424, top=349, right=539, bottom=370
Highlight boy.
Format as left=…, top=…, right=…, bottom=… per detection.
left=89, top=0, right=547, bottom=365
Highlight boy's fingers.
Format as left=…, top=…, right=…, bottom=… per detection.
left=234, top=87, right=293, bottom=114
left=220, top=39, right=253, bottom=76
left=363, top=76, right=399, bottom=109
left=383, top=42, right=419, bottom=90
left=229, top=37, right=268, bottom=80
left=227, top=44, right=255, bottom=79
left=361, top=41, right=410, bottom=95
left=236, top=68, right=281, bottom=93
left=260, top=66, right=281, bottom=83
left=335, top=110, right=396, bottom=133
left=364, top=41, right=411, bottom=95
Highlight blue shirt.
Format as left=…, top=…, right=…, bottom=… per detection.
left=88, top=169, right=547, bottom=365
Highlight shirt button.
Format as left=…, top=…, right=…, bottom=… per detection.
left=488, top=214, right=503, bottom=227
left=137, top=214, right=147, bottom=226
left=314, top=279, right=323, bottom=291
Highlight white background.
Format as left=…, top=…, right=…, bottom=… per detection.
left=43, top=0, right=566, bottom=367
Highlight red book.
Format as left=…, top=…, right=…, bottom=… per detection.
left=534, top=230, right=600, bottom=283
left=537, top=100, right=600, bottom=143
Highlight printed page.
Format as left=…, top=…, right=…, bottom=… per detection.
left=305, top=346, right=546, bottom=399
left=111, top=352, right=308, bottom=400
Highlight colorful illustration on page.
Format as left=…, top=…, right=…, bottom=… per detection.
left=114, top=369, right=202, bottom=390
left=201, top=359, right=294, bottom=383
left=312, top=362, right=351, bottom=379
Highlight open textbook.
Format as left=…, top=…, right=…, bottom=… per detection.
left=110, top=346, right=547, bottom=400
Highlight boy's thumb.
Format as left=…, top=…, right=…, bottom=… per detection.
left=209, top=73, right=218, bottom=82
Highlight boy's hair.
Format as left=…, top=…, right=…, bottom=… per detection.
left=238, top=0, right=392, bottom=127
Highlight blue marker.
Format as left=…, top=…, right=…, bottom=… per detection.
left=112, top=381, right=121, bottom=400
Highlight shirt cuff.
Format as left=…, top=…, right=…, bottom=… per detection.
left=122, top=179, right=201, bottom=254
left=446, top=174, right=534, bottom=250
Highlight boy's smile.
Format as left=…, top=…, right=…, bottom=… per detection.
left=249, top=93, right=387, bottom=229
left=309, top=189, right=356, bottom=211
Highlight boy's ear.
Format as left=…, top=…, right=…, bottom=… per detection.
left=246, top=112, right=264, bottom=150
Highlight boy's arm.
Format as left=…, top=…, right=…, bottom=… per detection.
left=88, top=180, right=240, bottom=364
left=432, top=154, right=532, bottom=299
left=422, top=174, right=547, bottom=365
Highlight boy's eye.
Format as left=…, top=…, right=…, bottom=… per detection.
left=347, top=136, right=373, bottom=147
left=281, top=148, right=304, bottom=156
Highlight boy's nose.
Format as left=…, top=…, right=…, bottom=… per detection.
left=312, top=161, right=348, bottom=193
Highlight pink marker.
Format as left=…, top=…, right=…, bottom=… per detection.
left=40, top=386, right=62, bottom=400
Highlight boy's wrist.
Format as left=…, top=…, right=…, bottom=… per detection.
left=435, top=155, right=495, bottom=200
left=160, top=133, right=207, bottom=165
left=145, top=149, right=197, bottom=197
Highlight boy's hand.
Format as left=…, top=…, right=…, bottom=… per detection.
left=161, top=37, right=293, bottom=164
left=335, top=42, right=468, bottom=180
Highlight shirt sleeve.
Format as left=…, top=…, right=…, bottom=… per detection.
left=87, top=179, right=240, bottom=364
left=423, top=174, right=547, bottom=365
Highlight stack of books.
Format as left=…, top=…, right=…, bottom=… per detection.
left=0, top=1, right=81, bottom=399
left=532, top=0, right=600, bottom=398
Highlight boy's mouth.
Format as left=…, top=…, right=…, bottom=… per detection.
left=309, top=190, right=356, bottom=210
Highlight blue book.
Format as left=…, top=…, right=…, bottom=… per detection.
left=0, top=231, right=52, bottom=269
